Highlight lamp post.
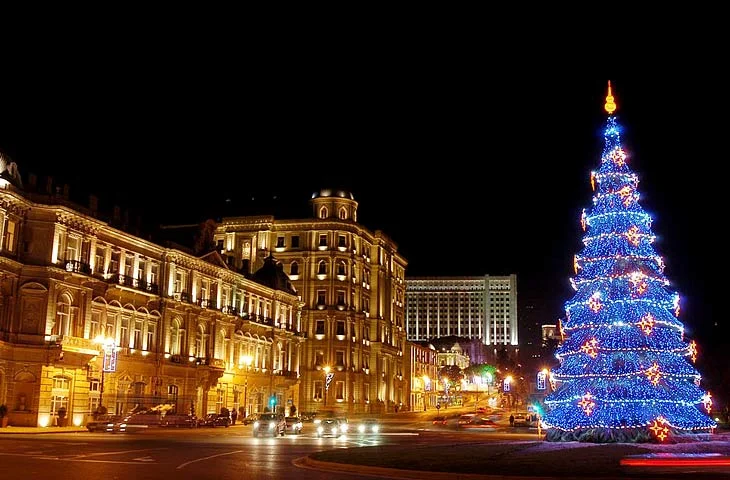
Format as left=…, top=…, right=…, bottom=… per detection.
left=94, top=335, right=117, bottom=412
left=484, top=372, right=493, bottom=407
left=422, top=375, right=430, bottom=412
left=240, top=355, right=253, bottom=418
left=474, top=375, right=480, bottom=412
left=323, top=365, right=332, bottom=407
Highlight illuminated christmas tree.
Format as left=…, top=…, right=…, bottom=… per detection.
left=542, top=82, right=716, bottom=443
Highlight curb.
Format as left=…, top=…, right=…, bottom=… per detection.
left=0, top=428, right=88, bottom=434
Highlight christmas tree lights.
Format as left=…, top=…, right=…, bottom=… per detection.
left=543, top=82, right=716, bottom=443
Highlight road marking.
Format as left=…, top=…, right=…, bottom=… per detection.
left=176, top=450, right=245, bottom=470
left=74, top=448, right=167, bottom=458
left=133, top=456, right=155, bottom=462
left=0, top=453, right=147, bottom=465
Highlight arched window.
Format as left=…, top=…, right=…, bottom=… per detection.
left=317, top=260, right=327, bottom=275
left=53, top=293, right=73, bottom=337
left=170, top=318, right=183, bottom=355
left=290, top=261, right=299, bottom=276
left=339, top=208, right=347, bottom=220
left=319, top=207, right=328, bottom=219
left=337, top=261, right=346, bottom=276
left=196, top=325, right=206, bottom=358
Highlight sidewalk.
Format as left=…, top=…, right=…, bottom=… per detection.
left=0, top=426, right=87, bottom=434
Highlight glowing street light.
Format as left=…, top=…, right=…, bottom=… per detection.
left=323, top=365, right=333, bottom=407
left=93, top=335, right=117, bottom=411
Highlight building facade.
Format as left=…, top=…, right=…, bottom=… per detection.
left=213, top=189, right=408, bottom=414
left=0, top=166, right=303, bottom=427
left=406, top=341, right=438, bottom=412
left=405, top=275, right=519, bottom=349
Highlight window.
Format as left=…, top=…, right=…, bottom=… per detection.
left=196, top=326, right=205, bottom=357
left=337, top=261, right=346, bottom=276
left=276, top=236, right=285, bottom=248
left=149, top=263, right=159, bottom=286
left=120, top=317, right=129, bottom=347
left=315, top=320, right=325, bottom=335
left=335, top=350, right=345, bottom=367
left=174, top=269, right=187, bottom=294
left=132, top=381, right=145, bottom=397
left=363, top=383, right=370, bottom=402
left=336, top=321, right=346, bottom=336
left=2, top=218, right=17, bottom=252
left=51, top=376, right=70, bottom=419
left=146, top=323, right=156, bottom=351
left=54, top=294, right=72, bottom=337
left=132, top=321, right=142, bottom=348
left=317, top=261, right=327, bottom=275
left=89, top=311, right=100, bottom=340
left=339, top=208, right=347, bottom=220
left=315, top=350, right=324, bottom=366
left=319, top=234, right=327, bottom=247
left=291, top=236, right=299, bottom=248
left=216, top=386, right=225, bottom=413
left=65, top=235, right=80, bottom=261
left=88, top=379, right=100, bottom=414
left=94, top=246, right=106, bottom=274
left=313, top=381, right=323, bottom=400
left=200, top=278, right=210, bottom=305
left=290, top=261, right=299, bottom=276
left=171, top=319, right=183, bottom=355
left=319, top=207, right=327, bottom=219
left=336, top=381, right=345, bottom=400
left=317, top=290, right=326, bottom=306
left=336, top=291, right=345, bottom=306
left=338, top=235, right=346, bottom=248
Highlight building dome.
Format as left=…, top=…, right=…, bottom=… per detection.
left=311, top=189, right=355, bottom=200
left=0, top=151, right=23, bottom=189
left=251, top=253, right=297, bottom=295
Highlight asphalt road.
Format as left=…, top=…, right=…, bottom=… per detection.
left=0, top=420, right=515, bottom=480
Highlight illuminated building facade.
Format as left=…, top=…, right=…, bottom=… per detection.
left=0, top=160, right=302, bottom=427
left=214, top=189, right=408, bottom=414
left=406, top=341, right=438, bottom=411
left=405, top=275, right=519, bottom=349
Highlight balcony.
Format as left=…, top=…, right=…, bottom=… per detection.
left=62, top=259, right=91, bottom=275
left=111, top=274, right=159, bottom=295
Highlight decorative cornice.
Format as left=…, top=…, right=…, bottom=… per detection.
left=56, top=211, right=102, bottom=235
left=0, top=191, right=31, bottom=217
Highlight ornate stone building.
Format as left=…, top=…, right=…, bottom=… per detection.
left=214, top=189, right=408, bottom=414
left=0, top=161, right=303, bottom=427
left=406, top=341, right=438, bottom=412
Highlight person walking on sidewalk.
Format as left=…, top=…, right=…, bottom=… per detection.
left=509, top=414, right=514, bottom=427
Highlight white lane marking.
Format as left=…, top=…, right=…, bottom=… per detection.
left=133, top=456, right=155, bottom=462
left=0, top=453, right=148, bottom=465
left=74, top=448, right=166, bottom=458
left=176, top=450, right=245, bottom=470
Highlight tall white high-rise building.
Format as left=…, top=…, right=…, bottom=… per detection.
left=405, top=275, right=518, bottom=347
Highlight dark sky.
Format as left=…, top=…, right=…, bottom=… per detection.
left=0, top=45, right=726, bottom=384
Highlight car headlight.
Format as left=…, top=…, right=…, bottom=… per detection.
left=340, top=424, right=348, bottom=432
left=253, top=421, right=260, bottom=428
left=317, top=426, right=324, bottom=433
left=314, top=419, right=321, bottom=424
left=269, top=422, right=275, bottom=429
left=372, top=425, right=379, bottom=432
left=358, top=425, right=365, bottom=433
left=296, top=422, right=302, bottom=429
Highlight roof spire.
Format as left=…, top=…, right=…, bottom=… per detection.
left=604, top=80, right=617, bottom=115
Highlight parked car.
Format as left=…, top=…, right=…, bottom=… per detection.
left=161, top=414, right=197, bottom=428
left=253, top=413, right=286, bottom=437
left=316, top=418, right=342, bottom=438
left=432, top=415, right=448, bottom=426
left=355, top=418, right=380, bottom=434
left=198, top=413, right=231, bottom=428
left=300, top=411, right=317, bottom=423
left=284, top=416, right=303, bottom=435
left=241, top=413, right=259, bottom=425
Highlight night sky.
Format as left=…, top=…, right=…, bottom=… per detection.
left=0, top=53, right=726, bottom=395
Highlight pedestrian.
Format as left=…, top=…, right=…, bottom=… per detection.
left=231, top=408, right=238, bottom=425
left=509, top=414, right=514, bottom=427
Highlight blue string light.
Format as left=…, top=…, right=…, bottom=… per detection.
left=543, top=115, right=716, bottom=441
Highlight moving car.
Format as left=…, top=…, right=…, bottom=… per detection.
left=284, top=416, right=303, bottom=435
left=457, top=414, right=478, bottom=427
left=198, top=413, right=231, bottom=427
left=253, top=413, right=286, bottom=437
left=432, top=415, right=448, bottom=426
left=241, top=413, right=259, bottom=425
left=355, top=418, right=380, bottom=434
left=316, top=418, right=342, bottom=438
left=459, top=417, right=499, bottom=431
left=86, top=415, right=122, bottom=432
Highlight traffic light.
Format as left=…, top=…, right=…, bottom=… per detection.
left=269, top=395, right=276, bottom=409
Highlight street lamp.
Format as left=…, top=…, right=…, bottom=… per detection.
left=422, top=375, right=430, bottom=411
left=323, top=365, right=332, bottom=407
left=93, top=335, right=117, bottom=412
left=484, top=372, right=493, bottom=406
left=240, top=355, right=253, bottom=418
